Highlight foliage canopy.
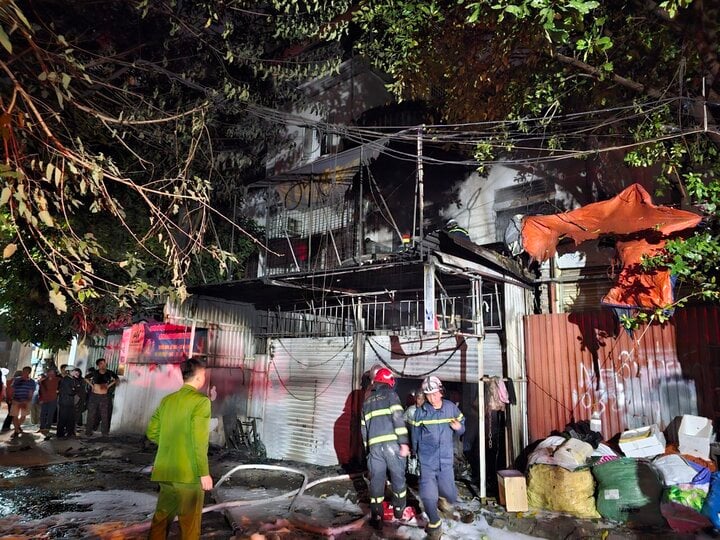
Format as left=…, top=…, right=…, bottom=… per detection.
left=0, top=0, right=343, bottom=348
left=1, top=0, right=719, bottom=347
left=352, top=0, right=720, bottom=319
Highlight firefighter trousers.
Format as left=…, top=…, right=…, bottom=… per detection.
left=367, top=443, right=407, bottom=518
left=418, top=465, right=458, bottom=530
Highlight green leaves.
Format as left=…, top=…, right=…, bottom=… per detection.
left=0, top=0, right=332, bottom=344
left=0, top=24, right=12, bottom=53
left=658, top=0, right=693, bottom=18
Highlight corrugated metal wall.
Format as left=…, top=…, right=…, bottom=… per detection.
left=111, top=363, right=184, bottom=434
left=524, top=307, right=720, bottom=442
left=264, top=337, right=355, bottom=466
left=165, top=295, right=258, bottom=368
left=364, top=334, right=502, bottom=381
left=166, top=295, right=262, bottom=437
left=558, top=269, right=614, bottom=313
left=101, top=333, right=121, bottom=372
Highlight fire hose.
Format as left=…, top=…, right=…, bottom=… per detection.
left=102, top=465, right=369, bottom=538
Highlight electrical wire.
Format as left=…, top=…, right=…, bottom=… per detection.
left=268, top=343, right=350, bottom=401
left=365, top=335, right=464, bottom=378
left=242, top=98, right=708, bottom=169
left=275, top=337, right=352, bottom=367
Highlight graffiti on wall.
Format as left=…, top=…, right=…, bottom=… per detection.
left=572, top=348, right=697, bottom=430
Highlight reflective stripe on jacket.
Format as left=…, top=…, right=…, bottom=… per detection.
left=447, top=225, right=469, bottom=236
left=361, top=383, right=409, bottom=449
left=410, top=399, right=465, bottom=471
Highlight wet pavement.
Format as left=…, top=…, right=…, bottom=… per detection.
left=0, top=422, right=232, bottom=539
left=2, top=414, right=720, bottom=539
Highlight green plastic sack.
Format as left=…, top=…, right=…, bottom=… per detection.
left=527, top=464, right=600, bottom=518
left=592, top=457, right=664, bottom=526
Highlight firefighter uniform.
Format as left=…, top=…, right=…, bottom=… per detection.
left=411, top=397, right=465, bottom=536
left=361, top=380, right=409, bottom=521
left=445, top=218, right=470, bottom=241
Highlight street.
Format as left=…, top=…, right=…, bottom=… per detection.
left=0, top=410, right=712, bottom=540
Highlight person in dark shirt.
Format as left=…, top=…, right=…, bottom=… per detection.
left=84, top=358, right=118, bottom=437
left=57, top=367, right=82, bottom=438
left=39, top=368, right=60, bottom=437
left=72, top=368, right=87, bottom=427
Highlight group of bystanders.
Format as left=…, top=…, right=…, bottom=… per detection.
left=0, top=357, right=118, bottom=440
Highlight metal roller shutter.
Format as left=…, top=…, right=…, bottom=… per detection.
left=264, top=337, right=354, bottom=466
left=364, top=333, right=503, bottom=382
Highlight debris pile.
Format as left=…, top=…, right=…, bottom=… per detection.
left=510, top=414, right=719, bottom=535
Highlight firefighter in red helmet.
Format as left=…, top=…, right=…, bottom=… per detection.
left=360, top=367, right=410, bottom=530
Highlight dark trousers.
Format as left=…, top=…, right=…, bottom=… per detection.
left=367, top=443, right=407, bottom=518
left=57, top=401, right=76, bottom=437
left=92, top=396, right=114, bottom=430
left=2, top=401, right=12, bottom=431
left=86, top=394, right=110, bottom=435
left=40, top=401, right=57, bottom=430
left=418, top=464, right=458, bottom=530
left=75, top=399, right=85, bottom=426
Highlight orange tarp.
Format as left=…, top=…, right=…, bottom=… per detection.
left=521, top=183, right=701, bottom=309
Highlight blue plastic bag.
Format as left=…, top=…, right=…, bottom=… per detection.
left=701, top=471, right=720, bottom=529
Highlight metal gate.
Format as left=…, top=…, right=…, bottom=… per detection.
left=263, top=337, right=355, bottom=466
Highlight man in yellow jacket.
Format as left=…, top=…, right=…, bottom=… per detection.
left=147, top=358, right=213, bottom=539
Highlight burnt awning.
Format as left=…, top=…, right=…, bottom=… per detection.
left=191, top=237, right=531, bottom=309
left=521, top=183, right=702, bottom=309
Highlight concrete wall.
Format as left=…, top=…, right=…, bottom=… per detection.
left=267, top=59, right=392, bottom=177
left=0, top=339, right=34, bottom=383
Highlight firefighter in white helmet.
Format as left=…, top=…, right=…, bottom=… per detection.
left=410, top=375, right=465, bottom=540
left=360, top=367, right=410, bottom=530
left=444, top=218, right=470, bottom=241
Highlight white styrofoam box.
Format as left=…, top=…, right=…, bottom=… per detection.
left=619, top=424, right=666, bottom=458
left=679, top=414, right=714, bottom=460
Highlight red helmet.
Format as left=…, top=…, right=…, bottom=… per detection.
left=373, top=367, right=395, bottom=388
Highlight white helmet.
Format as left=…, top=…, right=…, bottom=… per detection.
left=369, top=364, right=383, bottom=380
left=422, top=375, right=442, bottom=394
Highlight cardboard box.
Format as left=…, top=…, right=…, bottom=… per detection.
left=618, top=424, right=666, bottom=458
left=497, top=469, right=528, bottom=512
left=679, top=414, right=714, bottom=459
left=554, top=438, right=594, bottom=469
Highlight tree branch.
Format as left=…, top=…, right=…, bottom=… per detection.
left=553, top=52, right=664, bottom=99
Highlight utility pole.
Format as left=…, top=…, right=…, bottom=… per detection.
left=417, top=125, right=424, bottom=258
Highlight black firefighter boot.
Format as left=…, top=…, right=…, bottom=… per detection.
left=425, top=524, right=443, bottom=540
left=369, top=503, right=383, bottom=530
left=392, top=493, right=406, bottom=520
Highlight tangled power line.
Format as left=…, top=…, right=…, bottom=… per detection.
left=244, top=96, right=717, bottom=168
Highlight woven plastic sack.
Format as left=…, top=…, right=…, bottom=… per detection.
left=592, top=457, right=664, bottom=526
left=526, top=464, right=599, bottom=518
